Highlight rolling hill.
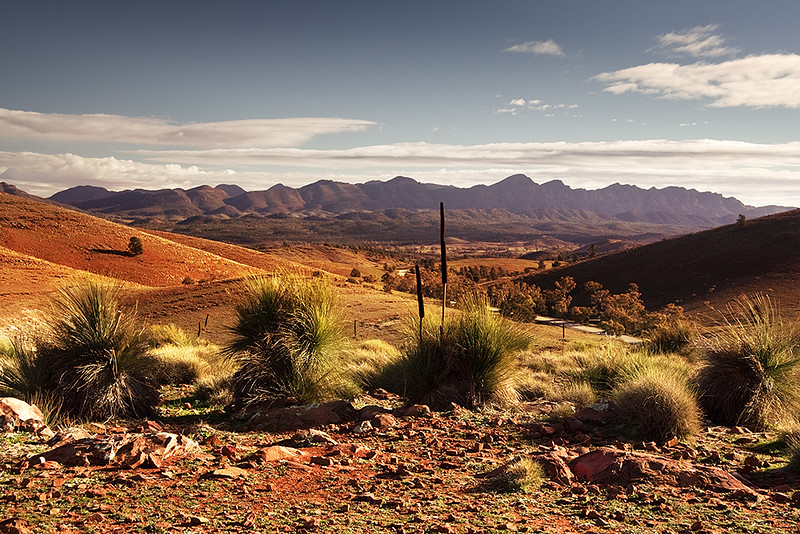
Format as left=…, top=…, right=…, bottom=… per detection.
left=522, top=209, right=800, bottom=318
left=0, top=192, right=415, bottom=343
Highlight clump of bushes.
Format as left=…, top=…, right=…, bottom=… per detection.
left=395, top=293, right=531, bottom=409
left=697, top=295, right=800, bottom=428
left=225, top=273, right=346, bottom=408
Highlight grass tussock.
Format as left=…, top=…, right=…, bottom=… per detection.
left=397, top=293, right=531, bottom=409
left=646, top=319, right=696, bottom=356
left=697, top=294, right=800, bottom=429
left=612, top=365, right=702, bottom=442
left=148, top=323, right=197, bottom=348
left=225, top=273, right=346, bottom=408
left=37, top=281, right=159, bottom=421
left=490, top=457, right=545, bottom=494
left=553, top=380, right=597, bottom=409
left=0, top=336, right=50, bottom=402
left=339, top=339, right=403, bottom=392
left=781, top=425, right=800, bottom=473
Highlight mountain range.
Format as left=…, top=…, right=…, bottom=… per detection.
left=39, top=175, right=786, bottom=226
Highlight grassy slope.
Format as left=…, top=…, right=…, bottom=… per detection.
left=524, top=209, right=800, bottom=319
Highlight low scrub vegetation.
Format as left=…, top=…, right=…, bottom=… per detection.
left=0, top=281, right=160, bottom=422
left=612, top=365, right=702, bottom=441
left=487, top=457, right=545, bottom=494
left=225, top=273, right=347, bottom=408
left=392, top=293, right=531, bottom=409
left=697, top=294, right=800, bottom=429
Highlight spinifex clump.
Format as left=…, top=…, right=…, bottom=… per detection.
left=697, top=294, right=800, bottom=428
left=400, top=292, right=531, bottom=409
left=225, top=273, right=345, bottom=408
left=38, top=281, right=158, bottom=420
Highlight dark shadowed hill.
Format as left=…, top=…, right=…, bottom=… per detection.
left=522, top=209, right=800, bottom=317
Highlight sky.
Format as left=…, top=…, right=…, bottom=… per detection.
left=1, top=0, right=800, bottom=207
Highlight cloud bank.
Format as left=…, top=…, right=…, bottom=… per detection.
left=0, top=108, right=377, bottom=148
left=595, top=54, right=800, bottom=108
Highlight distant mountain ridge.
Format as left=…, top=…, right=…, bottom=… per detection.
left=46, top=175, right=788, bottom=226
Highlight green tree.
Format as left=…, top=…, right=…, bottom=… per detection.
left=128, top=236, right=144, bottom=256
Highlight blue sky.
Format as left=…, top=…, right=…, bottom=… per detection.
left=1, top=0, right=799, bottom=206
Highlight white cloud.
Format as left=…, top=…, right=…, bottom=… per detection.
left=0, top=108, right=377, bottom=148
left=494, top=98, right=577, bottom=116
left=594, top=54, right=800, bottom=108
left=503, top=39, right=564, bottom=56
left=652, top=24, right=737, bottom=58
left=0, top=151, right=227, bottom=195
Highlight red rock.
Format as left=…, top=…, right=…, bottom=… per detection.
left=247, top=400, right=358, bottom=431
left=574, top=405, right=609, bottom=423
left=570, top=449, right=620, bottom=479
left=32, top=461, right=60, bottom=470
left=205, top=466, right=248, bottom=479
left=250, top=445, right=304, bottom=462
left=358, top=405, right=391, bottom=420
left=353, top=420, right=373, bottom=434
left=563, top=418, right=585, bottom=433
left=204, top=434, right=222, bottom=447
left=568, top=446, right=756, bottom=495
left=310, top=456, right=333, bottom=467
left=292, top=429, right=338, bottom=445
left=743, top=455, right=763, bottom=469
left=40, top=432, right=200, bottom=468
left=371, top=413, right=398, bottom=430
left=220, top=444, right=238, bottom=460
left=395, top=404, right=431, bottom=418
left=354, top=492, right=382, bottom=504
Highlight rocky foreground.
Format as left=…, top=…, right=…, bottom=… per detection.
left=0, top=395, right=798, bottom=534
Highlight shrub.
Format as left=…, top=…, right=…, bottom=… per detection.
left=148, top=324, right=195, bottom=348
left=489, top=457, right=545, bottom=493
left=194, top=372, right=235, bottom=406
left=340, top=339, right=403, bottom=392
left=552, top=379, right=597, bottom=408
left=128, top=236, right=144, bottom=256
left=646, top=319, right=695, bottom=355
left=398, top=293, right=531, bottom=408
left=0, top=336, right=51, bottom=402
left=225, top=273, right=345, bottom=408
left=613, top=365, right=701, bottom=442
left=782, top=425, right=800, bottom=473
left=569, top=342, right=642, bottom=396
left=150, top=344, right=209, bottom=385
left=515, top=371, right=556, bottom=400
left=697, top=295, right=800, bottom=428
left=38, top=281, right=158, bottom=420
